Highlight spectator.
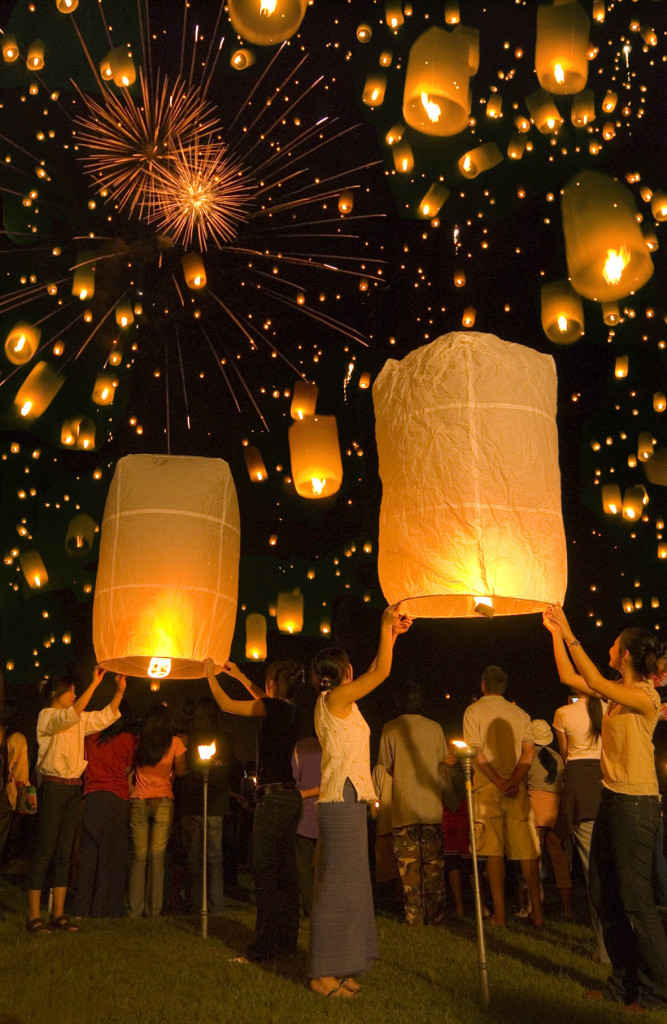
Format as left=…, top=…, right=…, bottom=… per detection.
left=291, top=734, right=322, bottom=918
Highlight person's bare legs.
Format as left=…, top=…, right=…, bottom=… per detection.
left=520, top=858, right=544, bottom=926
left=51, top=886, right=67, bottom=920
left=27, top=889, right=42, bottom=922
left=486, top=855, right=506, bottom=926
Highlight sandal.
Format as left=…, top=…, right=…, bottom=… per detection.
left=309, top=979, right=354, bottom=999
left=341, top=977, right=362, bottom=995
left=50, top=915, right=79, bottom=932
left=26, top=917, right=50, bottom=935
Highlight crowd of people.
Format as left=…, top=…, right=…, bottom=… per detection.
left=1, top=602, right=666, bottom=1010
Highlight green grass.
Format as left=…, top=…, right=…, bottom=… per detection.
left=1, top=877, right=666, bottom=1024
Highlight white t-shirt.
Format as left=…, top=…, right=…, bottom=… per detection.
left=552, top=699, right=605, bottom=761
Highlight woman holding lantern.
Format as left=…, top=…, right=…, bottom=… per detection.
left=543, top=605, right=667, bottom=1010
left=307, top=604, right=411, bottom=999
left=204, top=657, right=302, bottom=963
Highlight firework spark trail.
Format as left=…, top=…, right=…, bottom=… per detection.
left=200, top=325, right=241, bottom=413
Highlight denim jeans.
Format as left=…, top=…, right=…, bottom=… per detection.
left=128, top=797, right=174, bottom=917
left=590, top=788, right=667, bottom=1008
left=180, top=814, right=224, bottom=915
left=247, top=787, right=301, bottom=959
left=73, top=791, right=129, bottom=917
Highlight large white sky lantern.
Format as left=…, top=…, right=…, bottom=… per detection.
left=93, top=455, right=240, bottom=679
left=373, top=332, right=567, bottom=618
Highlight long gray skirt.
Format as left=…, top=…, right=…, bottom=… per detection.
left=308, top=781, right=378, bottom=978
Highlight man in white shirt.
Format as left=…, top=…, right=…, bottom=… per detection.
left=463, top=666, right=542, bottom=927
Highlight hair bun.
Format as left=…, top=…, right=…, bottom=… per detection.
left=319, top=676, right=332, bottom=693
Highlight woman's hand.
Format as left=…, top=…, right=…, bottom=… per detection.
left=382, top=603, right=413, bottom=635
left=542, top=608, right=560, bottom=635
left=222, top=660, right=240, bottom=678
left=92, top=665, right=105, bottom=686
left=203, top=657, right=217, bottom=679
left=546, top=604, right=576, bottom=645
left=114, top=673, right=127, bottom=693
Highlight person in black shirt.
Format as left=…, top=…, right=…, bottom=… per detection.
left=204, top=657, right=302, bottom=962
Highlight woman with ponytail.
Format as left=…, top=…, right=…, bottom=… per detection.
left=544, top=607, right=667, bottom=1010
left=525, top=720, right=571, bottom=918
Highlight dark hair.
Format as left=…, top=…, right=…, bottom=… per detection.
left=617, top=628, right=665, bottom=679
left=537, top=745, right=558, bottom=785
left=586, top=696, right=603, bottom=741
left=39, top=676, right=75, bottom=707
left=482, top=665, right=508, bottom=695
left=266, top=659, right=304, bottom=701
left=311, top=647, right=350, bottom=693
left=396, top=681, right=423, bottom=715
left=97, top=699, right=135, bottom=745
left=135, top=704, right=176, bottom=767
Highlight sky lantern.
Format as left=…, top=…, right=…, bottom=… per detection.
left=602, top=302, right=620, bottom=326
left=2, top=35, right=18, bottom=62
left=540, top=280, right=584, bottom=344
left=14, top=361, right=63, bottom=420
left=362, top=73, right=387, bottom=107
left=373, top=332, right=567, bottom=617
left=602, top=483, right=621, bottom=515
left=65, top=513, right=97, bottom=557
left=56, top=0, right=78, bottom=11
left=106, top=46, right=136, bottom=87
left=19, top=549, right=48, bottom=590
left=228, top=0, right=307, bottom=45
left=181, top=252, right=207, bottom=290
left=93, top=455, right=240, bottom=679
left=535, top=1, right=590, bottom=95
left=570, top=89, right=595, bottom=127
left=76, top=418, right=96, bottom=450
left=338, top=190, right=354, bottom=214
left=418, top=182, right=449, bottom=218
left=638, top=433, right=654, bottom=462
left=92, top=373, right=118, bottom=406
left=614, top=355, right=629, bottom=378
left=289, top=415, right=343, bottom=499
left=458, top=142, right=503, bottom=179
left=4, top=322, right=41, bottom=366
left=392, top=140, right=414, bottom=174
left=645, top=450, right=667, bottom=487
left=72, top=251, right=95, bottom=301
left=525, top=89, right=563, bottom=133
left=115, top=300, right=134, bottom=328
left=403, top=25, right=479, bottom=138
left=622, top=486, right=644, bottom=521
left=276, top=590, right=304, bottom=634
left=290, top=380, right=318, bottom=419
left=561, top=172, right=654, bottom=301
left=26, top=41, right=44, bottom=71
left=243, top=444, right=268, bottom=482
left=245, top=613, right=267, bottom=661
left=384, top=1, right=403, bottom=30
left=653, top=393, right=666, bottom=414
left=651, top=191, right=667, bottom=222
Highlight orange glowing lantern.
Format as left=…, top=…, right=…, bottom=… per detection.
left=622, top=486, right=644, bottom=522
left=19, top=549, right=48, bottom=589
left=245, top=613, right=267, bottom=661
left=338, top=190, right=354, bottom=214
left=362, top=74, right=387, bottom=107
left=181, top=252, right=207, bottom=290
left=76, top=418, right=96, bottom=450
left=92, top=373, right=118, bottom=406
left=653, top=393, right=666, bottom=413
left=638, top=433, right=654, bottom=462
left=535, top=1, right=590, bottom=95
left=4, top=322, right=41, bottom=366
left=392, top=141, right=414, bottom=174
left=276, top=590, right=304, bottom=634
left=373, top=331, right=567, bottom=617
left=65, top=513, right=97, bottom=557
left=526, top=89, right=563, bottom=132
left=458, top=142, right=503, bottom=179
left=93, top=455, right=240, bottom=678
left=2, top=35, right=19, bottom=62
left=231, top=48, right=255, bottom=70
left=602, top=302, right=620, bottom=326
left=403, top=25, right=479, bottom=138
left=570, top=89, right=595, bottom=126
left=540, top=280, right=584, bottom=344
left=289, top=415, right=343, bottom=499
left=561, top=172, right=654, bottom=301
left=228, top=0, right=307, bottom=45
left=385, top=1, right=403, bottom=30
left=290, top=380, right=318, bottom=420
left=461, top=307, right=476, bottom=327
left=602, top=484, right=621, bottom=515
left=614, top=356, right=628, bottom=378
left=651, top=191, right=667, bottom=222
left=14, top=362, right=63, bottom=420
left=244, top=445, right=268, bottom=482
left=72, top=251, right=95, bottom=301
left=106, top=46, right=136, bottom=87
left=56, top=0, right=78, bottom=10
left=27, top=41, right=44, bottom=71
left=115, top=300, right=134, bottom=328
left=418, top=182, right=449, bottom=218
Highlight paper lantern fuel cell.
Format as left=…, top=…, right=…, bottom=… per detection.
left=93, top=455, right=240, bottom=678
left=373, top=332, right=567, bottom=617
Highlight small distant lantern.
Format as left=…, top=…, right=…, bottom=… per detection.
left=507, top=134, right=526, bottom=160
left=385, top=1, right=404, bottom=30
left=244, top=445, right=268, bottom=482
left=385, top=123, right=405, bottom=145
left=535, top=1, right=590, bottom=95
left=602, top=483, right=621, bottom=515
left=592, top=1, right=605, bottom=21
left=289, top=415, right=343, bottom=499
left=228, top=0, right=307, bottom=45
left=290, top=380, right=318, bottom=420
left=526, top=89, right=563, bottom=133
left=614, top=356, right=628, bottom=378
left=561, top=171, right=653, bottom=301
left=454, top=270, right=466, bottom=288
left=61, top=419, right=77, bottom=446
left=358, top=372, right=371, bottom=389
left=653, top=393, right=666, bottom=413
left=56, top=0, right=78, bottom=11
left=458, top=142, right=503, bottom=179
left=276, top=590, right=304, bottom=634
left=106, top=46, right=136, bottom=87
left=602, top=302, right=620, bottom=326
left=540, top=280, right=584, bottom=344
left=403, top=25, right=479, bottom=138
left=115, top=300, right=134, bottom=328
left=65, top=513, right=97, bottom=557
left=645, top=450, right=667, bottom=487
left=76, top=418, right=96, bottom=450
left=338, top=190, right=354, bottom=214
left=622, top=486, right=644, bottom=521
left=486, top=94, right=502, bottom=119
left=601, top=90, right=617, bottom=113
left=392, top=141, right=414, bottom=174
left=319, top=616, right=331, bottom=635
left=638, top=433, right=654, bottom=462
left=181, top=252, right=207, bottom=289
left=362, top=73, right=387, bottom=108
left=27, top=40, right=45, bottom=71
left=514, top=114, right=531, bottom=133
left=93, top=455, right=240, bottom=678
left=373, top=332, right=567, bottom=617
left=108, top=347, right=123, bottom=367
left=245, top=613, right=267, bottom=661
left=14, top=361, right=63, bottom=420
left=444, top=0, right=460, bottom=24
left=356, top=24, right=372, bottom=43
left=461, top=307, right=476, bottom=327
left=92, top=373, right=118, bottom=406
left=418, top=182, right=449, bottom=218
left=230, top=48, right=255, bottom=70
left=651, top=191, right=667, bottom=223
left=659, top=543, right=667, bottom=560
left=19, top=549, right=48, bottom=589
left=570, top=90, right=595, bottom=127
left=5, top=322, right=41, bottom=366
left=2, top=35, right=19, bottom=62
left=72, top=251, right=95, bottom=300
left=642, top=226, right=658, bottom=253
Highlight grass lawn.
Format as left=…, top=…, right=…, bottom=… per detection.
left=2, top=877, right=667, bottom=1024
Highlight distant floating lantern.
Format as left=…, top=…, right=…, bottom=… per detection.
left=507, top=133, right=526, bottom=160
left=561, top=171, right=654, bottom=301
left=614, top=355, right=628, bottom=378
left=14, top=361, right=63, bottom=420
left=645, top=449, right=667, bottom=487
left=105, top=46, right=136, bottom=87
left=61, top=419, right=78, bottom=446
left=653, top=393, right=666, bottom=413
left=362, top=73, right=387, bottom=107
left=458, top=142, right=503, bottom=179
left=76, top=418, right=96, bottom=450
left=373, top=332, right=566, bottom=617
left=461, top=307, right=476, bottom=327
left=92, top=373, right=118, bottom=406
left=230, top=48, right=255, bottom=70
left=115, top=300, right=134, bottom=328
left=535, top=1, right=590, bottom=95
left=392, top=141, right=414, bottom=174
left=601, top=90, right=617, bottom=113
left=65, top=513, right=97, bottom=557
left=622, top=598, right=634, bottom=614
left=642, top=226, right=658, bottom=253
left=514, top=114, right=531, bottom=133
left=181, top=252, right=207, bottom=289
left=19, top=549, right=48, bottom=589
left=289, top=415, right=343, bottom=499
left=418, top=182, right=449, bottom=218
left=358, top=372, right=371, bottom=389
left=638, top=433, right=654, bottom=462
left=444, top=0, right=460, bottom=24
left=659, top=542, right=667, bottom=560
left=245, top=613, right=267, bottom=661
left=379, top=50, right=393, bottom=67
left=525, top=89, right=563, bottom=132
left=403, top=25, right=479, bottom=138
left=56, top=0, right=78, bottom=11
left=651, top=191, right=667, bottom=222
left=602, top=302, right=620, bottom=326
left=93, top=455, right=240, bottom=678
left=622, top=486, right=644, bottom=521
left=454, top=270, right=466, bottom=288
left=592, top=0, right=605, bottom=21
left=244, top=445, right=268, bottom=482
left=2, top=34, right=19, bottom=62
left=228, top=0, right=306, bottom=45
left=570, top=89, right=595, bottom=126
left=319, top=616, right=331, bottom=635
left=385, top=123, right=404, bottom=145
left=385, top=1, right=403, bottom=30
left=602, top=483, right=621, bottom=515
left=109, top=347, right=123, bottom=367
left=601, top=121, right=615, bottom=141
left=540, top=281, right=584, bottom=344
left=338, top=190, right=354, bottom=214
left=356, top=24, right=372, bottom=43
left=290, top=380, right=318, bottom=420
left=276, top=590, right=304, bottom=634
left=5, top=322, right=41, bottom=366
left=72, top=251, right=95, bottom=300
left=27, top=40, right=44, bottom=71
left=486, top=94, right=502, bottom=119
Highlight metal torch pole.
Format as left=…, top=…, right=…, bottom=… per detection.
left=461, top=754, right=490, bottom=1006
left=201, top=765, right=209, bottom=939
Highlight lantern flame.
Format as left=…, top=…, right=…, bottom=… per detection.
left=311, top=477, right=326, bottom=495
left=603, top=247, right=630, bottom=285
left=198, top=742, right=216, bottom=761
left=557, top=315, right=568, bottom=333
left=474, top=596, right=495, bottom=618
left=421, top=92, right=441, bottom=123
left=462, top=154, right=472, bottom=173
left=20, top=401, right=32, bottom=417
left=260, top=0, right=277, bottom=15
left=553, top=63, right=565, bottom=85
left=148, top=657, right=172, bottom=678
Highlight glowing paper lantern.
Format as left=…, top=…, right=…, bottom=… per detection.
left=622, top=486, right=644, bottom=521
left=76, top=418, right=96, bottom=450
left=2, top=35, right=18, bottom=62
left=276, top=590, right=304, bottom=634
left=92, top=373, right=118, bottom=406
left=535, top=1, right=590, bottom=95
left=27, top=41, right=44, bottom=71
left=65, top=513, right=97, bottom=557
left=338, top=190, right=354, bottom=214
left=385, top=2, right=403, bottom=30
left=5, top=322, right=41, bottom=366
left=106, top=46, right=136, bottom=87
left=228, top=0, right=307, bottom=45
left=373, top=331, right=567, bottom=617
left=93, top=454, right=240, bottom=678
left=418, top=182, right=449, bottom=218
left=651, top=191, right=667, bottom=222
left=231, top=48, right=255, bottom=70
left=56, top=0, right=78, bottom=11
left=540, top=280, right=584, bottom=344
left=602, top=484, right=621, bottom=515
left=602, top=302, right=620, bottom=326
left=561, top=172, right=654, bottom=301
left=19, top=549, right=48, bottom=589
left=645, top=450, right=667, bottom=487
left=14, top=362, right=63, bottom=420
left=653, top=393, right=666, bottom=413
left=444, top=1, right=460, bottom=25
left=289, top=415, right=343, bottom=499
left=403, top=25, right=479, bottom=138
left=115, top=300, right=134, bottom=328
left=458, top=142, right=503, bottom=179
left=72, top=251, right=95, bottom=300
left=392, top=141, right=414, bottom=174
left=461, top=307, right=476, bottom=327
left=362, top=74, right=387, bottom=107
left=290, top=380, right=318, bottom=419
left=614, top=355, right=628, bottom=378
left=638, top=433, right=654, bottom=462
left=245, top=613, right=267, bottom=661
left=525, top=89, right=563, bottom=132
left=570, top=89, right=595, bottom=126
left=244, top=445, right=268, bottom=482
left=181, top=252, right=207, bottom=289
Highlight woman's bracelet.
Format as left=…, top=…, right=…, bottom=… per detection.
left=565, top=638, right=581, bottom=649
